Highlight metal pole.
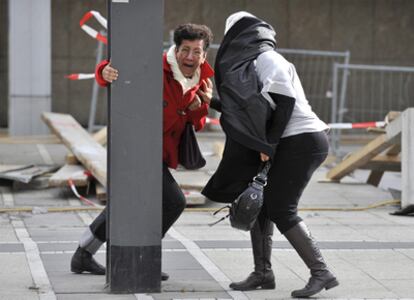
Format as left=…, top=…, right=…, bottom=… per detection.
left=108, top=0, right=163, bottom=293
left=88, top=34, right=105, bottom=132
left=330, top=63, right=339, bottom=156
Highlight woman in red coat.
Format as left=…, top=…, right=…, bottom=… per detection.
left=70, top=24, right=214, bottom=281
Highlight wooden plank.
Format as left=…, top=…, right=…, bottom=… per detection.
left=0, top=135, right=61, bottom=144
left=49, top=164, right=89, bottom=187
left=65, top=127, right=107, bottom=164
left=326, top=133, right=400, bottom=181
left=360, top=155, right=401, bottom=172
left=385, top=111, right=401, bottom=123
left=65, top=153, right=79, bottom=165
left=366, top=170, right=384, bottom=186
left=386, top=143, right=401, bottom=156
left=93, top=127, right=107, bottom=146
left=95, top=182, right=107, bottom=202
left=365, top=143, right=401, bottom=186
left=42, top=112, right=107, bottom=187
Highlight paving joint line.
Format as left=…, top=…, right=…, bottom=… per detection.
left=1, top=187, right=56, bottom=300
left=168, top=227, right=248, bottom=300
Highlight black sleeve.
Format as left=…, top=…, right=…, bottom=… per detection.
left=209, top=96, right=222, bottom=112
left=266, top=92, right=296, bottom=148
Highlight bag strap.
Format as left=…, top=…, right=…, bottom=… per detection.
left=253, top=161, right=272, bottom=186
left=208, top=205, right=231, bottom=227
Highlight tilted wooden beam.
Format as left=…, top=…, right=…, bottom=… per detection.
left=42, top=113, right=106, bottom=187
left=65, top=126, right=107, bottom=164
left=326, top=115, right=402, bottom=181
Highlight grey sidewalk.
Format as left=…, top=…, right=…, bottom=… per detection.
left=1, top=135, right=414, bottom=299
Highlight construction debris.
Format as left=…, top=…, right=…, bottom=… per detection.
left=0, top=164, right=59, bottom=184
left=42, top=112, right=106, bottom=187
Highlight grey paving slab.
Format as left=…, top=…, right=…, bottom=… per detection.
left=58, top=295, right=135, bottom=300
left=0, top=144, right=45, bottom=165
left=379, top=279, right=414, bottom=298
left=41, top=252, right=107, bottom=294
left=0, top=242, right=24, bottom=252
left=337, top=250, right=414, bottom=280
left=0, top=253, right=39, bottom=300
left=12, top=188, right=72, bottom=206
left=2, top=135, right=414, bottom=299
left=28, top=227, right=86, bottom=242
left=41, top=144, right=68, bottom=165
left=397, top=249, right=414, bottom=261
left=24, top=212, right=84, bottom=228
left=37, top=241, right=78, bottom=252
left=0, top=224, right=18, bottom=242
left=151, top=291, right=230, bottom=300
left=195, top=240, right=414, bottom=250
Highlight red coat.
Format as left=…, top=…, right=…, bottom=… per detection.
left=95, top=54, right=214, bottom=169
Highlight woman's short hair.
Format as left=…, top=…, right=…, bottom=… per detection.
left=173, top=24, right=213, bottom=51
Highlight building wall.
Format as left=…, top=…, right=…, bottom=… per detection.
left=1, top=0, right=414, bottom=126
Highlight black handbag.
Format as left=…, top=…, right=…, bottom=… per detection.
left=210, top=161, right=272, bottom=231
left=178, top=122, right=206, bottom=170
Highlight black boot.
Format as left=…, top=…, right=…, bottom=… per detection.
left=229, top=218, right=275, bottom=291
left=284, top=222, right=339, bottom=298
left=71, top=246, right=105, bottom=275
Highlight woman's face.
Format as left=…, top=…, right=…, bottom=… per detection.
left=175, top=39, right=206, bottom=78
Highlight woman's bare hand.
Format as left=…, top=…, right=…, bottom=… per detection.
left=102, top=62, right=119, bottom=83
left=188, top=94, right=202, bottom=111
left=260, top=153, right=270, bottom=162
left=197, top=78, right=213, bottom=105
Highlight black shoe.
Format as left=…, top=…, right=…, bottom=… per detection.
left=71, top=246, right=105, bottom=275
left=161, top=271, right=169, bottom=281
left=229, top=271, right=275, bottom=291
left=291, top=271, right=339, bottom=298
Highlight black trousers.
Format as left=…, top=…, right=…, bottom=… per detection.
left=258, top=131, right=329, bottom=233
left=90, top=164, right=186, bottom=242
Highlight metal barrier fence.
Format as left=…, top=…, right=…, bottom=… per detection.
left=210, top=45, right=350, bottom=123
left=277, top=49, right=350, bottom=123
left=330, top=63, right=414, bottom=155
left=333, top=63, right=414, bottom=124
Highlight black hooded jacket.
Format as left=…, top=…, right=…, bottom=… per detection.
left=214, top=17, right=278, bottom=157
left=203, top=16, right=296, bottom=203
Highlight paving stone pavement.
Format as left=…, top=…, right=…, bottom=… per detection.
left=0, top=133, right=414, bottom=300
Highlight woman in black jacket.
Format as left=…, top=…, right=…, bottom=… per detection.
left=203, top=12, right=339, bottom=298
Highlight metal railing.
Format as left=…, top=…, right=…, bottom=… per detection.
left=277, top=49, right=350, bottom=123
left=331, top=63, right=414, bottom=155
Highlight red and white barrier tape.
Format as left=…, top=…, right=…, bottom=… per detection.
left=67, top=171, right=103, bottom=207
left=65, top=73, right=95, bottom=80
left=79, top=10, right=107, bottom=44
left=206, top=117, right=220, bottom=125
left=328, top=121, right=386, bottom=129
left=207, top=118, right=387, bottom=130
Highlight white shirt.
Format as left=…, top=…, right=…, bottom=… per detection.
left=255, top=50, right=329, bottom=138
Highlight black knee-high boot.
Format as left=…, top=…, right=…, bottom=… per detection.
left=284, top=222, right=339, bottom=298
left=229, top=218, right=275, bottom=290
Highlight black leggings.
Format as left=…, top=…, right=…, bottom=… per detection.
left=90, top=163, right=186, bottom=242
left=258, top=131, right=329, bottom=234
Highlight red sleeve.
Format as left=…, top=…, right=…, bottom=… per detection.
left=187, top=102, right=209, bottom=131
left=95, top=60, right=110, bottom=87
